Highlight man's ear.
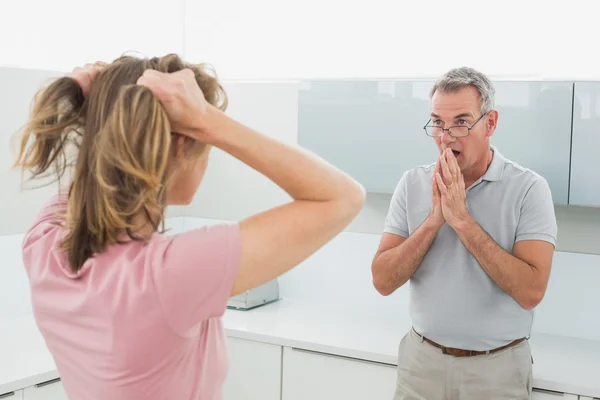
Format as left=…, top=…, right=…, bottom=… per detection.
left=486, top=110, right=499, bottom=137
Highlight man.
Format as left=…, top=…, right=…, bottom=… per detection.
left=371, top=67, right=557, bottom=400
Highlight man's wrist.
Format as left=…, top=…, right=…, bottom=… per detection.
left=449, top=213, right=476, bottom=235
left=423, top=215, right=444, bottom=233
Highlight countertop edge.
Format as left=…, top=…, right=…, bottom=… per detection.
left=225, top=328, right=398, bottom=365
left=0, top=370, right=58, bottom=396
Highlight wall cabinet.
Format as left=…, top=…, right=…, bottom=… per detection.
left=569, top=82, right=600, bottom=207
left=297, top=80, right=438, bottom=194
left=281, top=347, right=397, bottom=400
left=297, top=80, right=573, bottom=204
left=490, top=82, right=573, bottom=205
left=223, top=337, right=282, bottom=400
left=22, top=378, right=67, bottom=400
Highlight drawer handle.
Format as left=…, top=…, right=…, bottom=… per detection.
left=36, top=377, right=61, bottom=388
left=532, top=388, right=565, bottom=396
left=0, top=392, right=14, bottom=399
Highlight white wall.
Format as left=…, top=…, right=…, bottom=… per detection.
left=0, top=0, right=185, bottom=71
left=0, top=0, right=596, bottom=80
left=185, top=81, right=298, bottom=220
left=183, top=0, right=596, bottom=80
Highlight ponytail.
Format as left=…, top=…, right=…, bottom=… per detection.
left=13, top=77, right=84, bottom=185
left=63, top=85, right=171, bottom=271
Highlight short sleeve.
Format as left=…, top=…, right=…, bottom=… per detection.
left=383, top=171, right=409, bottom=238
left=515, top=178, right=557, bottom=246
left=152, top=223, right=242, bottom=336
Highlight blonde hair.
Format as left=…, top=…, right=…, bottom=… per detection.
left=13, top=54, right=228, bottom=272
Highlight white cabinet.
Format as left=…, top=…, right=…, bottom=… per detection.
left=0, top=390, right=23, bottom=400
left=281, top=347, right=397, bottom=400
left=297, top=80, right=574, bottom=204
left=224, top=337, right=282, bottom=400
left=569, top=82, right=600, bottom=206
left=531, top=388, right=578, bottom=399
left=22, top=378, right=67, bottom=400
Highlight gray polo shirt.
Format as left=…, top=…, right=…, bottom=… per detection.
left=384, top=145, right=557, bottom=350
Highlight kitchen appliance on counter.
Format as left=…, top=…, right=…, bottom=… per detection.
left=227, top=279, right=280, bottom=311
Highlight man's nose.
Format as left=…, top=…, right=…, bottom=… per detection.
left=440, top=129, right=454, bottom=144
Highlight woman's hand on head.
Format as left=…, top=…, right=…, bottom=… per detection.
left=136, top=69, right=214, bottom=143
left=70, top=61, right=107, bottom=97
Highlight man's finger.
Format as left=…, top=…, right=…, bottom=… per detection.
left=440, top=155, right=453, bottom=184
left=435, top=173, right=447, bottom=195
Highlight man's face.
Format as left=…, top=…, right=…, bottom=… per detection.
left=429, top=86, right=497, bottom=173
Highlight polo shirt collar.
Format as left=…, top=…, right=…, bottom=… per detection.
left=481, top=145, right=505, bottom=182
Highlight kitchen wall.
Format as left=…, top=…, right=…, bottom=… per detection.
left=181, top=79, right=600, bottom=256
left=2, top=72, right=599, bottom=256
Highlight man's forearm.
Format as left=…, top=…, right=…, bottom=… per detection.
left=373, top=220, right=441, bottom=295
left=452, top=216, right=539, bottom=309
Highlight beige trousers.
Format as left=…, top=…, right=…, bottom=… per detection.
left=393, top=329, right=533, bottom=400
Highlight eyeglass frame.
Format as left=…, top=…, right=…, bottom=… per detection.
left=423, top=111, right=490, bottom=138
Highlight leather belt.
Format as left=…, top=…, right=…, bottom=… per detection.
left=413, top=329, right=527, bottom=357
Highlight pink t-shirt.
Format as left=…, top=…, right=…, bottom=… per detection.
left=21, top=194, right=242, bottom=400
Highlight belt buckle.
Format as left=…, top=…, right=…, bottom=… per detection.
left=440, top=346, right=449, bottom=355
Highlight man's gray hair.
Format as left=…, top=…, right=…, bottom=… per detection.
left=429, top=67, right=495, bottom=115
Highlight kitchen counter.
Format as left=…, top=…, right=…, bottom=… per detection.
left=224, top=299, right=600, bottom=397
left=2, top=299, right=600, bottom=397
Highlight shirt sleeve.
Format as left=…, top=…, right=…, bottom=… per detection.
left=515, top=177, right=558, bottom=246
left=151, top=222, right=242, bottom=336
left=383, top=171, right=409, bottom=238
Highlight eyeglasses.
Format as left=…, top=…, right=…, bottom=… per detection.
left=423, top=112, right=489, bottom=138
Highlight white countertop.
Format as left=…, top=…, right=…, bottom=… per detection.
left=2, top=300, right=600, bottom=398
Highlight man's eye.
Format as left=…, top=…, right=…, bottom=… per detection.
left=458, top=119, right=467, bottom=125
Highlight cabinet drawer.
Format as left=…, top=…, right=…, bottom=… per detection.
left=531, top=388, right=578, bottom=399
left=23, top=378, right=68, bottom=400
left=282, top=347, right=397, bottom=400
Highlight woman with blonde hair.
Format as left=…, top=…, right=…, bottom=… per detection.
left=14, top=54, right=365, bottom=399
